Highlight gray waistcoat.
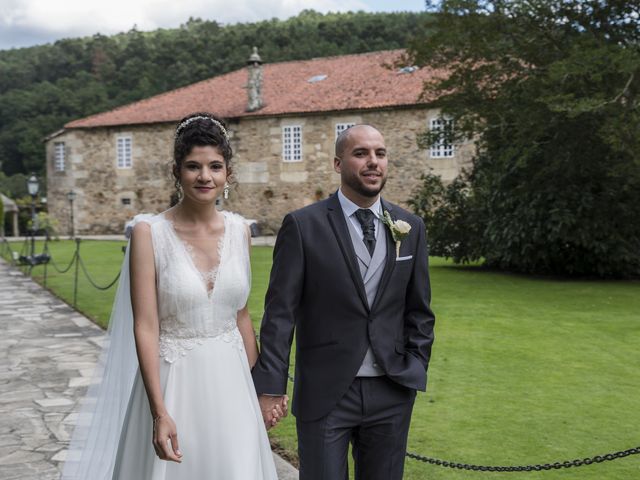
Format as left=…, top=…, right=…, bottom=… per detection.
left=345, top=216, right=386, bottom=377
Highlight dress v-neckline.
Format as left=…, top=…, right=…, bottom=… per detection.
left=161, top=211, right=229, bottom=300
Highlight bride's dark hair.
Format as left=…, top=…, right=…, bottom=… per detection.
left=172, top=112, right=233, bottom=187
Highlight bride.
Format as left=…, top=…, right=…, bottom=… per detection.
left=62, top=113, right=284, bottom=479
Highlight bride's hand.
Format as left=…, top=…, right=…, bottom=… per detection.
left=267, top=395, right=290, bottom=428
left=259, top=395, right=287, bottom=430
left=280, top=395, right=289, bottom=416
left=152, top=414, right=183, bottom=463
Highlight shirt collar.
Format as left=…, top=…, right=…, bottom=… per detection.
left=337, top=188, right=382, bottom=218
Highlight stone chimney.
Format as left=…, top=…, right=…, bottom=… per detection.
left=246, top=47, right=263, bottom=112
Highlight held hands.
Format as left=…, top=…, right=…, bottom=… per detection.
left=152, top=414, right=183, bottom=463
left=258, top=395, right=289, bottom=430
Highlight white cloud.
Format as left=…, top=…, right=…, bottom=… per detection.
left=0, top=0, right=370, bottom=48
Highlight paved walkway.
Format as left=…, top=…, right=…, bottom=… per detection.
left=0, top=259, right=297, bottom=479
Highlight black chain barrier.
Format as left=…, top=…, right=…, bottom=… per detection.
left=46, top=248, right=78, bottom=274
left=405, top=446, right=640, bottom=472
left=78, top=255, right=121, bottom=290
left=0, top=236, right=122, bottom=304
left=284, top=372, right=639, bottom=472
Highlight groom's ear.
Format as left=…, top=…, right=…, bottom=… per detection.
left=334, top=156, right=342, bottom=173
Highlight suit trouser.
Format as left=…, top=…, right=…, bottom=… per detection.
left=297, top=376, right=416, bottom=480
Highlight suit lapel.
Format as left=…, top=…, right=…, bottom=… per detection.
left=370, top=199, right=396, bottom=313
left=326, top=194, right=370, bottom=312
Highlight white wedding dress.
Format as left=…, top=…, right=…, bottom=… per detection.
left=66, top=210, right=277, bottom=479
left=112, top=210, right=277, bottom=479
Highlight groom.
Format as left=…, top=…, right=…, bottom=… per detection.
left=252, top=125, right=435, bottom=480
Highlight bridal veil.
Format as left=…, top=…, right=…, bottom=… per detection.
left=61, top=214, right=153, bottom=480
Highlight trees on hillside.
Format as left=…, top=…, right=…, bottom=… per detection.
left=0, top=10, right=430, bottom=177
left=408, top=0, right=640, bottom=277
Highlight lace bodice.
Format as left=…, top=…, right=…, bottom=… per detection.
left=129, top=211, right=250, bottom=362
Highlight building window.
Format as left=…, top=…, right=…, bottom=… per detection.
left=429, top=117, right=455, bottom=158
left=282, top=126, right=302, bottom=162
left=121, top=198, right=131, bottom=205
left=54, top=142, right=65, bottom=172
left=117, top=136, right=132, bottom=168
left=335, top=122, right=355, bottom=139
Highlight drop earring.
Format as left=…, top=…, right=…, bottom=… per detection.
left=175, top=181, right=184, bottom=202
left=223, top=183, right=230, bottom=200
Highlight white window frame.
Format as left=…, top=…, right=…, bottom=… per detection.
left=116, top=136, right=133, bottom=169
left=429, top=117, right=455, bottom=158
left=282, top=125, right=302, bottom=162
left=335, top=122, right=356, bottom=139
left=53, top=142, right=65, bottom=172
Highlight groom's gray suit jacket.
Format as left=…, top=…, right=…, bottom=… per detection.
left=252, top=193, right=436, bottom=422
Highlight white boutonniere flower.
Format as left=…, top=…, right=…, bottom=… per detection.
left=380, top=210, right=411, bottom=257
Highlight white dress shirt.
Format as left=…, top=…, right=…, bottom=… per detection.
left=337, top=189, right=383, bottom=244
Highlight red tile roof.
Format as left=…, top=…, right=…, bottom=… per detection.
left=65, top=50, right=442, bottom=129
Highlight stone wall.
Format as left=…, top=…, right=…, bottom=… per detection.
left=46, top=124, right=175, bottom=235
left=224, top=107, right=473, bottom=233
left=47, top=108, right=473, bottom=235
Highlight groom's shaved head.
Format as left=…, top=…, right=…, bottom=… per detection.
left=335, top=124, right=381, bottom=158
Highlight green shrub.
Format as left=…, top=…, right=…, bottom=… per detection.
left=27, top=211, right=60, bottom=239
left=408, top=173, right=481, bottom=264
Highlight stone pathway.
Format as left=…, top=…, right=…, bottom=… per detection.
left=0, top=259, right=297, bottom=479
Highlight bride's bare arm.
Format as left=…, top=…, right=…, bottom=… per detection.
left=237, top=223, right=259, bottom=368
left=130, top=222, right=182, bottom=463
left=236, top=224, right=286, bottom=428
left=238, top=308, right=289, bottom=425
left=237, top=305, right=258, bottom=367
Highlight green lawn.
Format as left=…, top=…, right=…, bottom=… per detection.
left=3, top=240, right=639, bottom=479
left=14, top=239, right=129, bottom=326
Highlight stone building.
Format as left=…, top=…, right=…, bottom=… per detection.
left=46, top=49, right=473, bottom=234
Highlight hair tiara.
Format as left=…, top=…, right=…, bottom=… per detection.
left=175, top=115, right=229, bottom=141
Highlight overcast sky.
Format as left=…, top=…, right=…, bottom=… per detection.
left=0, top=0, right=426, bottom=51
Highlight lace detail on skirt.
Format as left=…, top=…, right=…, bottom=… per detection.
left=159, top=327, right=245, bottom=363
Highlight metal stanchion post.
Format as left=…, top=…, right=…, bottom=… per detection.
left=43, top=237, right=49, bottom=288
left=67, top=190, right=76, bottom=239
left=73, top=238, right=81, bottom=307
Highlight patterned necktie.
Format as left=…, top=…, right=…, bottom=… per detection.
left=354, top=208, right=376, bottom=256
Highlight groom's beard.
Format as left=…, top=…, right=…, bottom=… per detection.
left=344, top=173, right=387, bottom=198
